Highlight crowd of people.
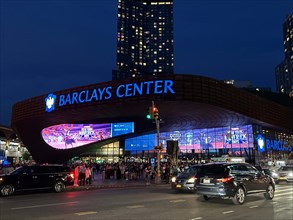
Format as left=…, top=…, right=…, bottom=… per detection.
left=68, top=159, right=203, bottom=186
left=0, top=159, right=203, bottom=186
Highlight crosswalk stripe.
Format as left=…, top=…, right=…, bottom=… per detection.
left=127, top=205, right=144, bottom=209
left=274, top=192, right=293, bottom=197
left=222, top=210, right=234, bottom=214
left=75, top=211, right=97, bottom=216
left=170, top=199, right=186, bottom=203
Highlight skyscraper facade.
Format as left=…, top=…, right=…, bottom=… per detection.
left=112, top=0, right=174, bottom=80
left=275, top=13, right=293, bottom=95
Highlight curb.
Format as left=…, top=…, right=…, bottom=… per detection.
left=64, top=182, right=169, bottom=192
left=64, top=183, right=147, bottom=192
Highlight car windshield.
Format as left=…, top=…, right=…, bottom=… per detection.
left=198, top=164, right=228, bottom=177
left=279, top=166, right=293, bottom=171
left=9, top=166, right=26, bottom=175
left=185, top=166, right=200, bottom=175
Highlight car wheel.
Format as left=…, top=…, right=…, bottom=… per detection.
left=232, top=187, right=246, bottom=205
left=203, top=195, right=210, bottom=201
left=54, top=181, right=65, bottom=193
left=0, top=184, right=15, bottom=196
left=264, top=184, right=274, bottom=200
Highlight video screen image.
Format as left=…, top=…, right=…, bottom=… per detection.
left=42, top=122, right=134, bottom=149
left=125, top=125, right=253, bottom=153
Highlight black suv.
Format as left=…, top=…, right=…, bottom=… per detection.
left=195, top=162, right=275, bottom=205
left=0, top=164, right=74, bottom=196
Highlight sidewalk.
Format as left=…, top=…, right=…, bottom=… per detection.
left=65, top=173, right=165, bottom=192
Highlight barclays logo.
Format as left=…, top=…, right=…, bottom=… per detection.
left=45, top=93, right=56, bottom=112
left=256, top=134, right=265, bottom=153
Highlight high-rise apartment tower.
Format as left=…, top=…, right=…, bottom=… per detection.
left=275, top=13, right=293, bottom=95
left=112, top=0, right=174, bottom=80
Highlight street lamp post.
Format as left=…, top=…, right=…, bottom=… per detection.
left=146, top=101, right=162, bottom=184
left=154, top=113, right=161, bottom=184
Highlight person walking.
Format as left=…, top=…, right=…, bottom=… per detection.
left=145, top=165, right=152, bottom=185
left=78, top=163, right=86, bottom=186
left=85, top=165, right=92, bottom=185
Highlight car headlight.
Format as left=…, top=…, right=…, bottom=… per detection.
left=271, top=172, right=279, bottom=178
left=187, top=177, right=196, bottom=183
left=171, top=177, right=176, bottom=183
left=0, top=177, right=3, bottom=182
left=288, top=173, right=293, bottom=177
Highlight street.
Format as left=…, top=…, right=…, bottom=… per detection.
left=0, top=184, right=292, bottom=220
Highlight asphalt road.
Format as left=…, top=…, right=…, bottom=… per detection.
left=0, top=184, right=292, bottom=220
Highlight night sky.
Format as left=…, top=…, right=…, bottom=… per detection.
left=0, top=0, right=292, bottom=127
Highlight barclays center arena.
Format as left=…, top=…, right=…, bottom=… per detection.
left=11, top=74, right=293, bottom=166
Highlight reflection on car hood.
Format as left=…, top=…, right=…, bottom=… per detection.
left=176, top=173, right=195, bottom=180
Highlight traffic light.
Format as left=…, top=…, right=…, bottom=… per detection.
left=154, top=143, right=164, bottom=151
left=153, top=107, right=159, bottom=119
left=146, top=106, right=159, bottom=119
left=146, top=107, right=153, bottom=119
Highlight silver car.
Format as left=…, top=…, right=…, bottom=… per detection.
left=271, top=165, right=293, bottom=184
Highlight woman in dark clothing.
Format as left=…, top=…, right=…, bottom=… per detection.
left=116, top=165, right=122, bottom=180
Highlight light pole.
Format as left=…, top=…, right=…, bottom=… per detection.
left=146, top=101, right=162, bottom=184
left=154, top=111, right=161, bottom=184
left=149, top=101, right=162, bottom=184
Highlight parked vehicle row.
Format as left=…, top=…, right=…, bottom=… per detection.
left=0, top=164, right=74, bottom=196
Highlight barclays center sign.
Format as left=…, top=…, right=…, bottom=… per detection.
left=256, top=134, right=293, bottom=153
left=45, top=79, right=175, bottom=112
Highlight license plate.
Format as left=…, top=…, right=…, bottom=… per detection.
left=176, top=184, right=182, bottom=188
left=203, top=179, right=210, bottom=184
left=279, top=177, right=286, bottom=180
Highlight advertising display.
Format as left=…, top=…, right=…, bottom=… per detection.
left=42, top=122, right=134, bottom=149
left=125, top=125, right=254, bottom=155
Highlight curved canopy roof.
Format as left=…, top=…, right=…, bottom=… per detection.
left=11, top=74, right=293, bottom=163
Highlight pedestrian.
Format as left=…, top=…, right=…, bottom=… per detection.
left=78, top=163, right=86, bottom=186
left=145, top=165, right=152, bottom=185
left=85, top=165, right=92, bottom=185
left=74, top=164, right=79, bottom=186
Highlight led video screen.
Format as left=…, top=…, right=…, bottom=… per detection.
left=42, top=122, right=134, bottom=149
left=125, top=125, right=253, bottom=153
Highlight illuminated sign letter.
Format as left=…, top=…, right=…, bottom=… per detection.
left=116, top=84, right=125, bottom=98
left=154, top=80, right=163, bottom=94
left=105, top=86, right=112, bottom=99
left=78, top=91, right=86, bottom=103
left=72, top=92, right=79, bottom=104
left=143, top=81, right=154, bottom=94
left=59, top=95, right=65, bottom=106
left=164, top=80, right=175, bottom=94
left=125, top=84, right=133, bottom=97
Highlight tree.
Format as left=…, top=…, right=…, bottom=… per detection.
left=22, top=151, right=31, bottom=161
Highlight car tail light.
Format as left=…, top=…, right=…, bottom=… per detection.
left=216, top=176, right=233, bottom=183
left=69, top=172, right=74, bottom=179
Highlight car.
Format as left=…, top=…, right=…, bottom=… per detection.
left=0, top=164, right=74, bottom=196
left=255, top=166, right=274, bottom=177
left=194, top=162, right=275, bottom=205
left=271, top=165, right=293, bottom=184
left=171, top=164, right=202, bottom=192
